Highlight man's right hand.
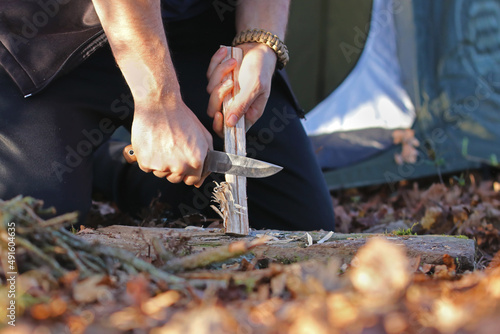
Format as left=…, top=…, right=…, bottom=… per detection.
left=131, top=96, right=213, bottom=188
left=91, top=0, right=213, bottom=188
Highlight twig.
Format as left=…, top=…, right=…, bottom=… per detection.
left=39, top=212, right=79, bottom=229
left=78, top=252, right=106, bottom=273
left=163, top=237, right=269, bottom=273
left=122, top=263, right=139, bottom=276
left=92, top=244, right=185, bottom=285
left=14, top=236, right=67, bottom=277
left=54, top=238, right=90, bottom=276
left=151, top=237, right=175, bottom=263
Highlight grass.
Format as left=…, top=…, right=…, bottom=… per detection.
left=390, top=223, right=418, bottom=236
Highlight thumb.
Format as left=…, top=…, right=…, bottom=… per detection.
left=225, top=92, right=254, bottom=127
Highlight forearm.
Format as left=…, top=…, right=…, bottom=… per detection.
left=235, top=0, right=290, bottom=40
left=91, top=0, right=180, bottom=105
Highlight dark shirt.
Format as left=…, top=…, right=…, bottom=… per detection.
left=161, top=0, right=211, bottom=22
left=0, top=0, right=213, bottom=96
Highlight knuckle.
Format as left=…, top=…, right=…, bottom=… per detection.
left=169, top=166, right=185, bottom=175
left=191, top=160, right=203, bottom=171
left=189, top=153, right=204, bottom=171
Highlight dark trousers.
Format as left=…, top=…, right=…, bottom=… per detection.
left=0, top=7, right=335, bottom=231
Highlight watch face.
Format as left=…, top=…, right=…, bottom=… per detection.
left=455, top=0, right=500, bottom=82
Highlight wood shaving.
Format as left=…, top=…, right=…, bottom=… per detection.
left=211, top=182, right=247, bottom=229
left=317, top=231, right=335, bottom=244
left=305, top=232, right=313, bottom=247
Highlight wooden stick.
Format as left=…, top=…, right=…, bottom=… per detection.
left=162, top=237, right=268, bottom=273
left=222, top=46, right=249, bottom=236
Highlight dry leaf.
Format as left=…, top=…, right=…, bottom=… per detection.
left=443, top=254, right=457, bottom=272
left=350, top=238, right=410, bottom=303
left=141, top=291, right=180, bottom=316
left=422, top=183, right=448, bottom=204
left=393, top=129, right=420, bottom=165
left=334, top=206, right=352, bottom=233
left=92, top=200, right=116, bottom=215
left=421, top=206, right=443, bottom=230
left=73, top=275, right=113, bottom=304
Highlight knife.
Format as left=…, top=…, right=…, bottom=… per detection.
left=123, top=145, right=282, bottom=178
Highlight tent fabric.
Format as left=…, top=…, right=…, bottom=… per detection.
left=302, top=0, right=416, bottom=170
left=316, top=0, right=500, bottom=190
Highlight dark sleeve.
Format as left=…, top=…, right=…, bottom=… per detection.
left=0, top=0, right=106, bottom=96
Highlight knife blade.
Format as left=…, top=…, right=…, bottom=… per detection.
left=203, top=150, right=282, bottom=178
left=123, top=145, right=282, bottom=178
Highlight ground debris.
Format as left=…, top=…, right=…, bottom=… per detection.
left=334, top=173, right=500, bottom=261
left=3, top=174, right=500, bottom=333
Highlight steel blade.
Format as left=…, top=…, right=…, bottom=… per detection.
left=205, top=151, right=283, bottom=178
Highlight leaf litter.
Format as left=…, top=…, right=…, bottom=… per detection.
left=2, top=172, right=500, bottom=333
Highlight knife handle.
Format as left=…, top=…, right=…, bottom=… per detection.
left=123, top=145, right=137, bottom=164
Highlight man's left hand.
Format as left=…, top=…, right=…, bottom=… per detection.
left=206, top=44, right=277, bottom=137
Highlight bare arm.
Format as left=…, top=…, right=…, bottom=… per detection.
left=92, top=0, right=179, bottom=105
left=206, top=0, right=291, bottom=135
left=235, top=0, right=290, bottom=40
left=92, top=0, right=212, bottom=187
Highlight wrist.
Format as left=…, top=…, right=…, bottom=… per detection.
left=127, top=69, right=181, bottom=104
left=232, top=29, right=289, bottom=69
left=238, top=42, right=276, bottom=58
left=133, top=89, right=184, bottom=115
left=237, top=43, right=278, bottom=73
left=118, top=51, right=181, bottom=106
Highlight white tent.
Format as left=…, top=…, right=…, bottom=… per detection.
left=302, top=0, right=415, bottom=136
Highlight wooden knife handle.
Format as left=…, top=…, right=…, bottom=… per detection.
left=123, top=144, right=137, bottom=164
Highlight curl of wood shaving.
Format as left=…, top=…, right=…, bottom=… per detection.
left=210, top=182, right=246, bottom=228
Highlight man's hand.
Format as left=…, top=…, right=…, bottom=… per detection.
left=131, top=96, right=213, bottom=187
left=206, top=0, right=289, bottom=136
left=206, top=44, right=277, bottom=137
left=92, top=0, right=213, bottom=187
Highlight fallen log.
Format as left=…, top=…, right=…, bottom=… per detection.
left=78, top=225, right=477, bottom=271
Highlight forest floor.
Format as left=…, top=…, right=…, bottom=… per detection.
left=2, top=170, right=500, bottom=334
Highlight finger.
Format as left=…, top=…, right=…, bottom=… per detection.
left=194, top=167, right=211, bottom=188
left=244, top=96, right=268, bottom=125
left=228, top=89, right=271, bottom=128
left=207, top=46, right=228, bottom=79
left=206, top=59, right=237, bottom=94
left=166, top=173, right=185, bottom=184
left=131, top=149, right=153, bottom=173
left=139, top=167, right=153, bottom=173
left=137, top=162, right=153, bottom=174
left=183, top=175, right=202, bottom=186
left=207, top=79, right=233, bottom=118
left=153, top=170, right=170, bottom=178
left=245, top=120, right=254, bottom=133
left=206, top=132, right=214, bottom=151
left=225, top=90, right=255, bottom=127
left=213, top=111, right=224, bottom=138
